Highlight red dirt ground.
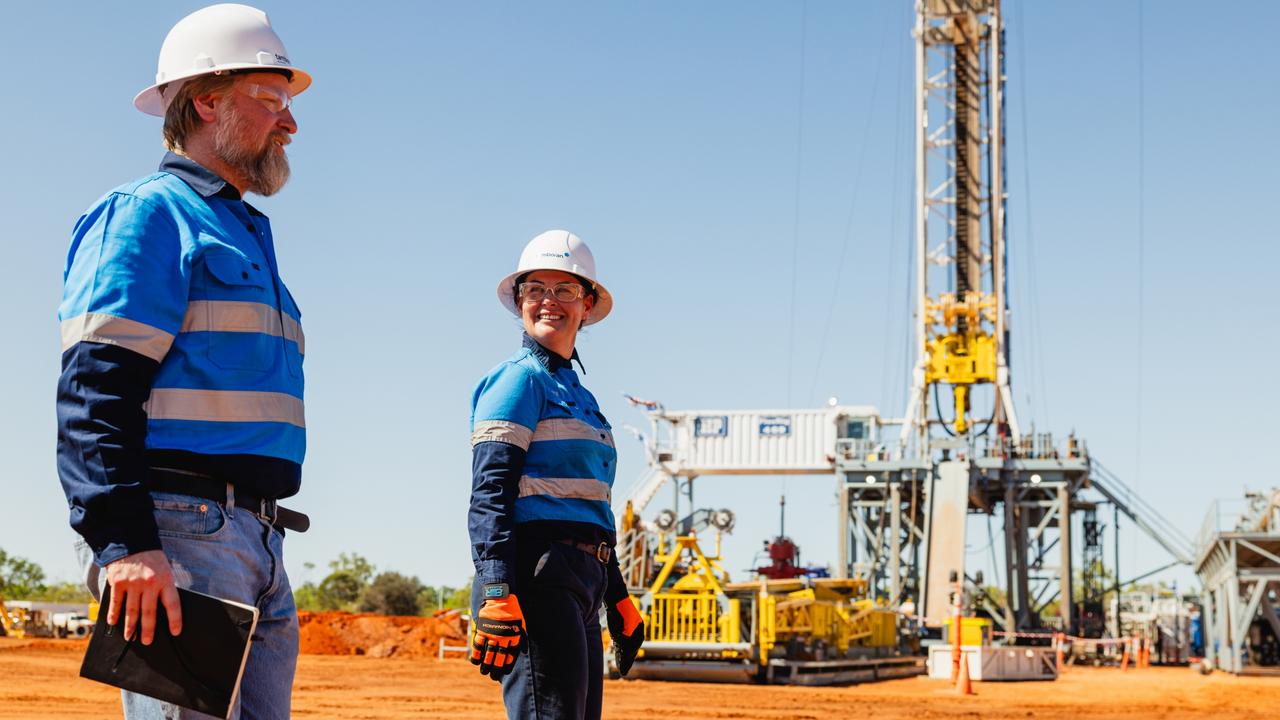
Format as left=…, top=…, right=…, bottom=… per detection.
left=296, top=609, right=467, bottom=658
left=2, top=614, right=1276, bottom=719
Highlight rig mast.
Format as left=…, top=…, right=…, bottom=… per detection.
left=900, top=0, right=1018, bottom=453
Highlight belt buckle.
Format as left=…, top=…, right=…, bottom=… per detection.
left=260, top=499, right=278, bottom=526
left=595, top=542, right=610, bottom=564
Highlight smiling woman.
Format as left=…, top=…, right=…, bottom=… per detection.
left=466, top=230, right=642, bottom=719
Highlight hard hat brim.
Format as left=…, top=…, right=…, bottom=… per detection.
left=133, top=64, right=312, bottom=117
left=497, top=271, right=613, bottom=326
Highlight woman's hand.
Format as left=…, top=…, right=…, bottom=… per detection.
left=470, top=595, right=526, bottom=680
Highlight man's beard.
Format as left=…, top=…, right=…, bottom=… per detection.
left=213, top=104, right=291, bottom=196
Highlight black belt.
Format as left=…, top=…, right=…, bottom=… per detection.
left=556, top=539, right=613, bottom=564
left=149, top=468, right=310, bottom=533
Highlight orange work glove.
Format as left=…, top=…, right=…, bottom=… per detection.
left=604, top=564, right=644, bottom=676
left=470, top=595, right=526, bottom=680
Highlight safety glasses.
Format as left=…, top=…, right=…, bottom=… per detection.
left=238, top=82, right=293, bottom=114
left=518, top=282, right=586, bottom=304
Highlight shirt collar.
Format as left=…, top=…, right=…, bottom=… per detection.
left=159, top=152, right=266, bottom=217
left=522, top=333, right=585, bottom=374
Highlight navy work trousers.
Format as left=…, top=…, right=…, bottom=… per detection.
left=473, top=540, right=607, bottom=720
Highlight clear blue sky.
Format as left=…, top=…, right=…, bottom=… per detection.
left=2, top=1, right=1275, bottom=596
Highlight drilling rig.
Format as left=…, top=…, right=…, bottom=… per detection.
left=843, top=0, right=1091, bottom=640
left=613, top=0, right=1196, bottom=683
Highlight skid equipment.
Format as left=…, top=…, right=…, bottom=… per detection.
left=619, top=529, right=922, bottom=684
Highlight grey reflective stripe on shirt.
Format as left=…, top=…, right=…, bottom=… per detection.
left=518, top=476, right=611, bottom=502
left=144, top=388, right=306, bottom=427
left=181, top=300, right=305, bottom=355
left=531, top=418, right=615, bottom=448
left=471, top=420, right=534, bottom=450
left=60, top=312, right=174, bottom=362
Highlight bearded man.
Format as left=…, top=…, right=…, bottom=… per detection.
left=57, top=5, right=312, bottom=718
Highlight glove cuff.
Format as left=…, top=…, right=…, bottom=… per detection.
left=614, top=596, right=643, bottom=636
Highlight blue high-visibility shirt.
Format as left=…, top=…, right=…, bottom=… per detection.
left=57, top=153, right=305, bottom=565
left=469, top=334, right=617, bottom=586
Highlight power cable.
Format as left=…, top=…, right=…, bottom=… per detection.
left=879, top=1, right=913, bottom=412
left=933, top=383, right=957, bottom=437
left=785, top=0, right=809, bottom=407
left=1134, top=0, right=1146, bottom=572
left=807, top=2, right=897, bottom=403
left=897, top=181, right=916, bottom=418
left=1012, top=0, right=1050, bottom=431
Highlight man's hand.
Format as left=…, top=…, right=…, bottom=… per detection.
left=470, top=595, right=526, bottom=681
left=604, top=564, right=644, bottom=676
left=103, top=550, right=182, bottom=646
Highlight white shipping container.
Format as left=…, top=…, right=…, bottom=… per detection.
left=660, top=406, right=879, bottom=475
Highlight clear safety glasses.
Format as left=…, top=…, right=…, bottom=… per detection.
left=518, top=282, right=587, bottom=304
left=238, top=82, right=293, bottom=114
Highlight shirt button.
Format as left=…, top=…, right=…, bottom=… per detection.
left=604, top=461, right=609, bottom=468
left=246, top=223, right=256, bottom=232
left=241, top=271, right=249, bottom=279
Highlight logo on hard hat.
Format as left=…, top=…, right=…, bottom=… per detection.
left=538, top=251, right=571, bottom=259
left=274, top=54, right=290, bottom=65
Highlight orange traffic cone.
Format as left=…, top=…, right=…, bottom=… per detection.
left=1120, top=639, right=1130, bottom=671
left=1055, top=633, right=1065, bottom=675
left=955, top=652, right=975, bottom=695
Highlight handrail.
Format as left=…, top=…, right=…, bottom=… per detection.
left=1089, top=461, right=1194, bottom=565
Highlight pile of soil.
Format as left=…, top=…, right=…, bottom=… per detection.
left=298, top=610, right=467, bottom=658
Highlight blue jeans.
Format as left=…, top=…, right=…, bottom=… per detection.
left=79, top=490, right=299, bottom=720
left=473, top=541, right=608, bottom=720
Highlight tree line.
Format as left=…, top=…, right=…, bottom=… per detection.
left=289, top=552, right=470, bottom=617
left=0, top=548, right=93, bottom=602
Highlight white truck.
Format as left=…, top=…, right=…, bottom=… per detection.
left=50, top=612, right=93, bottom=638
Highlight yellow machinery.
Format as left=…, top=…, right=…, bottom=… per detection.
left=757, top=581, right=900, bottom=658
left=923, top=292, right=998, bottom=434
left=0, top=595, right=25, bottom=639
left=941, top=616, right=993, bottom=647
left=644, top=533, right=741, bottom=652
left=622, top=531, right=924, bottom=684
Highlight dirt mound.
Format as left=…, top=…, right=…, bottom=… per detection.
left=298, top=610, right=467, bottom=658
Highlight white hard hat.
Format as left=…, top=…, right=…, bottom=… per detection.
left=134, top=3, right=312, bottom=117
left=497, top=230, right=613, bottom=325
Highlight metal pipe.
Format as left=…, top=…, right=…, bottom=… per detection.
left=904, top=0, right=928, bottom=456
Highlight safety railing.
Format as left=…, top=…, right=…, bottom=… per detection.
left=647, top=593, right=723, bottom=644
left=1196, top=498, right=1257, bottom=556
left=979, top=433, right=1088, bottom=460
left=834, top=438, right=882, bottom=462
left=1090, top=461, right=1194, bottom=565
left=615, top=527, right=651, bottom=592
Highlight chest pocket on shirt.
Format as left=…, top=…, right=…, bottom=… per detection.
left=542, top=390, right=616, bottom=449
left=590, top=409, right=615, bottom=449
left=202, top=251, right=276, bottom=372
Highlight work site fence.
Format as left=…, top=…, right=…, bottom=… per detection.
left=987, top=630, right=1169, bottom=671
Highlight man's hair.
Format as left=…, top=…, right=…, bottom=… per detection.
left=161, top=73, right=239, bottom=152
